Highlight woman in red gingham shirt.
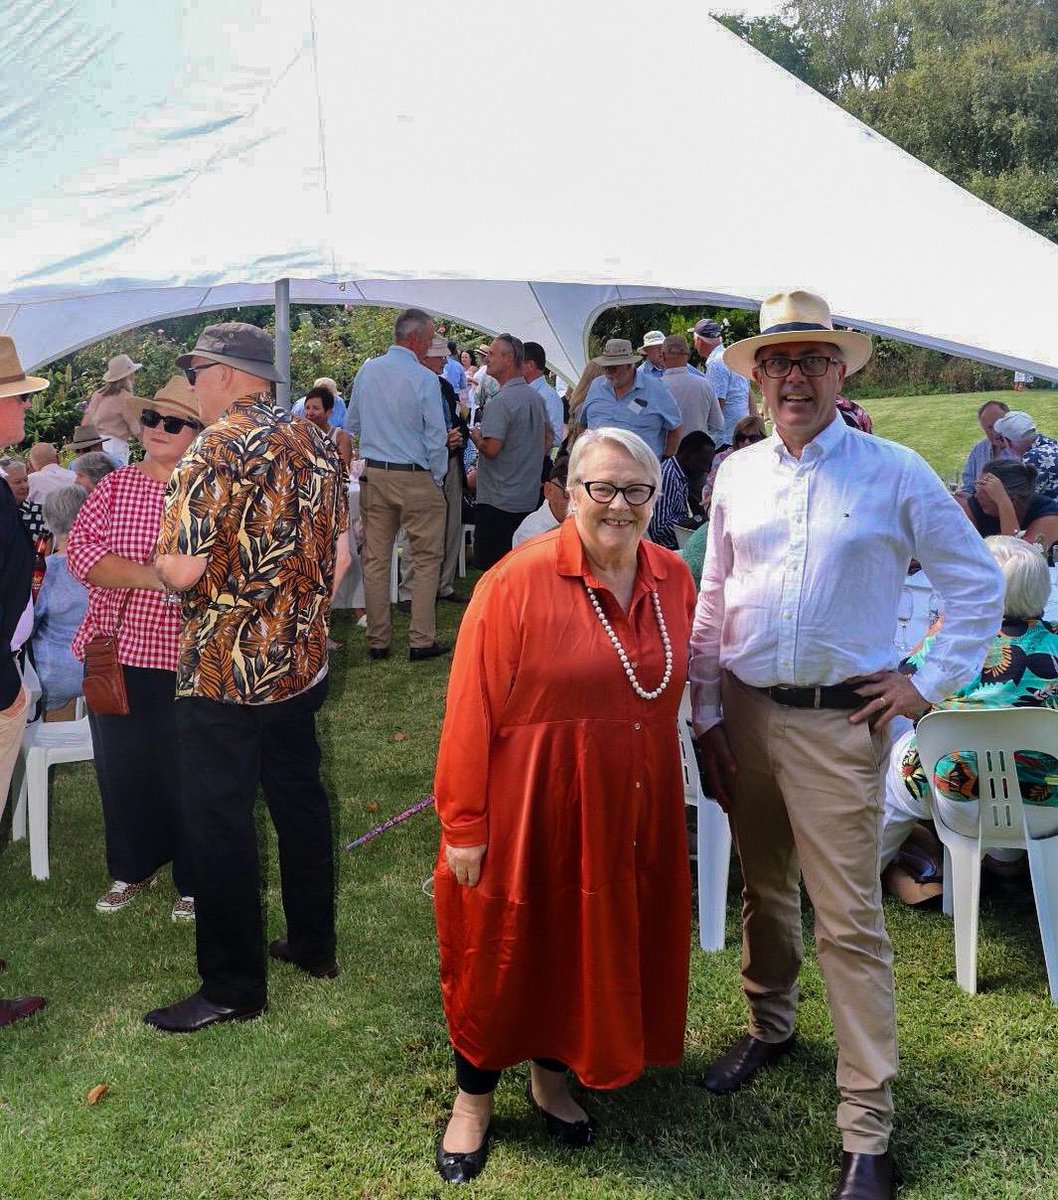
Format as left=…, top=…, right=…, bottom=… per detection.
left=67, top=378, right=203, bottom=921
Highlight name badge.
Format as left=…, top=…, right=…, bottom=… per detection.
left=626, top=396, right=647, bottom=415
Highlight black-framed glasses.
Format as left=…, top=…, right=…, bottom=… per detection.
left=736, top=433, right=766, bottom=445
left=139, top=408, right=203, bottom=435
left=182, top=362, right=223, bottom=385
left=580, top=480, right=656, bottom=506
left=758, top=354, right=842, bottom=379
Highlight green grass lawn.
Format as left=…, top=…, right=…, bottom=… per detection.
left=4, top=397, right=1058, bottom=1198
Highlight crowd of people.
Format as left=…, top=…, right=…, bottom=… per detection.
left=1, top=289, right=1056, bottom=1199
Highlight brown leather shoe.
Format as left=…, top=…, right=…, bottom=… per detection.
left=0, top=996, right=46, bottom=1028
left=831, top=1149, right=895, bottom=1199
left=700, top=1033, right=796, bottom=1094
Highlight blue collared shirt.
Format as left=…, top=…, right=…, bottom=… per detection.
left=706, top=343, right=751, bottom=446
left=529, top=374, right=564, bottom=450
left=442, top=356, right=467, bottom=395
left=578, top=374, right=682, bottom=457
left=637, top=360, right=665, bottom=383
left=346, top=345, right=448, bottom=484
left=648, top=456, right=691, bottom=549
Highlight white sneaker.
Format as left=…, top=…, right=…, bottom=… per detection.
left=171, top=896, right=196, bottom=922
left=95, top=876, right=156, bottom=913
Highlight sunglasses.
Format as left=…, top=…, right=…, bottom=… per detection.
left=140, top=408, right=203, bottom=435
left=182, top=362, right=223, bottom=385
left=736, top=433, right=766, bottom=445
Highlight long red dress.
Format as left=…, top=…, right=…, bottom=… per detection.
left=433, top=518, right=696, bottom=1089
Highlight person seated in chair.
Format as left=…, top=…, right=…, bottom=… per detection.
left=32, top=485, right=88, bottom=713
left=882, top=536, right=1058, bottom=873
left=956, top=459, right=1058, bottom=558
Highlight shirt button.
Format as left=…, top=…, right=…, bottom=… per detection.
left=633, top=722, right=642, bottom=731
left=635, top=781, right=642, bottom=789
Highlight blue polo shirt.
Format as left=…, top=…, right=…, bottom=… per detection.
left=579, top=375, right=682, bottom=457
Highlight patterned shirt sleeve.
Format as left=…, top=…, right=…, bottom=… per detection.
left=158, top=436, right=239, bottom=559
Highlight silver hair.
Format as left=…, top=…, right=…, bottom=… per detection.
left=42, top=484, right=88, bottom=536
left=493, top=333, right=525, bottom=368
left=72, top=451, right=117, bottom=486
left=986, top=534, right=1052, bottom=619
left=393, top=308, right=434, bottom=344
left=566, top=427, right=662, bottom=515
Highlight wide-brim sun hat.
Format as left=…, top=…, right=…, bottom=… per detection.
left=68, top=423, right=105, bottom=450
left=592, top=338, right=640, bottom=367
left=723, top=290, right=873, bottom=380
left=425, top=333, right=450, bottom=359
left=125, top=375, right=201, bottom=428
left=102, top=353, right=143, bottom=383
left=638, top=330, right=666, bottom=353
left=0, top=335, right=48, bottom=400
left=175, top=321, right=285, bottom=383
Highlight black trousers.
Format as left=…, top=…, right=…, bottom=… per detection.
left=175, top=677, right=335, bottom=1009
left=472, top=504, right=531, bottom=570
left=454, top=1049, right=568, bottom=1095
left=88, top=666, right=191, bottom=895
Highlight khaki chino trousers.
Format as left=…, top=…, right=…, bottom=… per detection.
left=360, top=468, right=446, bottom=651
left=721, top=671, right=898, bottom=1155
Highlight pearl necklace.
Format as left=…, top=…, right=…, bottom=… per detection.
left=584, top=583, right=673, bottom=701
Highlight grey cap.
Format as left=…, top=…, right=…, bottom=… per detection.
left=689, top=318, right=723, bottom=339
left=175, top=321, right=285, bottom=383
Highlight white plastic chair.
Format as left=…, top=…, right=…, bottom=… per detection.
left=915, top=708, right=1058, bottom=1001
left=11, top=698, right=94, bottom=880
left=678, top=686, right=732, bottom=951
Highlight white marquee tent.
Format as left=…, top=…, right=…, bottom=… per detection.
left=3, top=0, right=1057, bottom=387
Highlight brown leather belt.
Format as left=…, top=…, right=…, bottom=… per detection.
left=757, top=684, right=864, bottom=710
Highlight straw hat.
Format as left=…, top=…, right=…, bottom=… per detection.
left=125, top=375, right=201, bottom=427
left=592, top=338, right=639, bottom=367
left=68, top=424, right=105, bottom=451
left=723, top=290, right=873, bottom=380
left=425, top=333, right=450, bottom=360
left=638, top=330, right=666, bottom=354
left=102, top=353, right=143, bottom=384
left=0, top=336, right=48, bottom=400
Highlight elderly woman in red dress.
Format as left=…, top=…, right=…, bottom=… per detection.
left=432, top=426, right=697, bottom=1184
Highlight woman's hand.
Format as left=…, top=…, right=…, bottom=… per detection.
left=445, top=842, right=487, bottom=887
left=976, top=472, right=1019, bottom=532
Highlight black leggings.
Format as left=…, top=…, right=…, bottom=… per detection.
left=454, top=1048, right=568, bottom=1095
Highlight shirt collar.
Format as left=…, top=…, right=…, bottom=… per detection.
left=770, top=409, right=847, bottom=463
left=497, top=375, right=527, bottom=393
left=663, top=366, right=689, bottom=376
left=389, top=344, right=419, bottom=363
left=555, top=512, right=667, bottom=589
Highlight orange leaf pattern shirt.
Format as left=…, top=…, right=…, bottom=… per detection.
left=158, top=395, right=349, bottom=703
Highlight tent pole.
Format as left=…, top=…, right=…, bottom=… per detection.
left=275, top=277, right=291, bottom=410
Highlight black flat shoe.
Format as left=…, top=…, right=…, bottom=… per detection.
left=435, top=1127, right=490, bottom=1184
left=368, top=647, right=390, bottom=660
left=409, top=642, right=451, bottom=662
left=699, top=1032, right=796, bottom=1094
left=525, top=1080, right=595, bottom=1148
left=832, top=1149, right=896, bottom=1200
left=143, top=990, right=265, bottom=1033
left=268, top=938, right=338, bottom=979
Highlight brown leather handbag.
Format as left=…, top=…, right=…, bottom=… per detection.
left=82, top=591, right=132, bottom=716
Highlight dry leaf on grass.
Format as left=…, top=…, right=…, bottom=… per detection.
left=86, top=1085, right=109, bottom=1105
left=392, top=731, right=407, bottom=742
left=366, top=802, right=380, bottom=813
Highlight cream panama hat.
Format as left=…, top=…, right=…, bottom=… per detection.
left=125, top=375, right=201, bottom=428
left=638, top=330, right=666, bottom=353
left=0, top=336, right=48, bottom=400
left=723, top=290, right=873, bottom=380
left=592, top=339, right=640, bottom=367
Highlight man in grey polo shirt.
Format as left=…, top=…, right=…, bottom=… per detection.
left=468, top=333, right=551, bottom=570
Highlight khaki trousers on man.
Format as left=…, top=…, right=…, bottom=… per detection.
left=720, top=670, right=898, bottom=1156
left=360, top=468, right=446, bottom=651
left=0, top=685, right=30, bottom=821
left=399, top=459, right=464, bottom=603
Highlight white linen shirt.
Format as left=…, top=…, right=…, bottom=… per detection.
left=689, top=415, right=1004, bottom=732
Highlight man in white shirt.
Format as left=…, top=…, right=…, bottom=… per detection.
left=26, top=443, right=76, bottom=502
left=521, top=342, right=564, bottom=452
left=689, top=290, right=1004, bottom=1200
left=512, top=454, right=569, bottom=547
left=661, top=334, right=724, bottom=443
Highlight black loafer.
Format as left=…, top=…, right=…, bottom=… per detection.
left=0, top=996, right=46, bottom=1027
left=409, top=643, right=451, bottom=662
left=832, top=1149, right=895, bottom=1199
left=143, top=990, right=265, bottom=1033
left=396, top=600, right=412, bottom=614
left=368, top=647, right=390, bottom=660
left=437, top=592, right=470, bottom=605
left=525, top=1080, right=595, bottom=1148
left=435, top=1127, right=490, bottom=1184
left=700, top=1032, right=796, bottom=1094
left=268, top=938, right=338, bottom=979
